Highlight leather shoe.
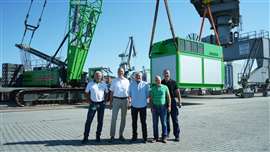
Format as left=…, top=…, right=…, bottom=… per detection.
left=81, top=137, right=88, bottom=144
left=119, top=136, right=126, bottom=141
left=96, top=136, right=101, bottom=142
left=108, top=136, right=114, bottom=143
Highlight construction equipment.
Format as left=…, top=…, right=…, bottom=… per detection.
left=149, top=0, right=224, bottom=90
left=19, top=0, right=47, bottom=71
left=149, top=0, right=177, bottom=58
left=191, top=0, right=240, bottom=46
left=228, top=31, right=270, bottom=97
left=16, top=0, right=102, bottom=84
left=118, top=36, right=137, bottom=77
left=150, top=38, right=224, bottom=89
left=2, top=0, right=103, bottom=106
left=2, top=63, right=24, bottom=87
left=16, top=44, right=67, bottom=67
left=191, top=0, right=270, bottom=97
left=67, top=0, right=103, bottom=82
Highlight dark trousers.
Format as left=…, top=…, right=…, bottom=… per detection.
left=167, top=99, right=180, bottom=138
left=83, top=101, right=105, bottom=138
left=131, top=106, right=147, bottom=140
left=152, top=105, right=167, bottom=139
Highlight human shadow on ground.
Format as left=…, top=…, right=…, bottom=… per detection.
left=181, top=102, right=203, bottom=106
left=4, top=138, right=148, bottom=147
left=184, top=95, right=238, bottom=100
left=76, top=101, right=204, bottom=109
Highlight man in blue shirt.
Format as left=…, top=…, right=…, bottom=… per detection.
left=128, top=72, right=150, bottom=143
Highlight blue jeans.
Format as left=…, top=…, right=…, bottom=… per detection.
left=167, top=99, right=180, bottom=138
left=83, top=101, right=105, bottom=138
left=152, top=105, right=167, bottom=139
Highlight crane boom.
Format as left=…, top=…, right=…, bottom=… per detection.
left=16, top=44, right=67, bottom=67
left=20, top=0, right=47, bottom=70
left=67, top=0, right=103, bottom=81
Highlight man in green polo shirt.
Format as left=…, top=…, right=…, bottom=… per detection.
left=150, top=75, right=171, bottom=143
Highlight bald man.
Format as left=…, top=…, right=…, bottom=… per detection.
left=150, top=75, right=171, bottom=143
left=162, top=69, right=182, bottom=142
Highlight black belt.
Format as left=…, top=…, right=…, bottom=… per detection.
left=153, top=104, right=166, bottom=107
left=113, top=96, right=128, bottom=100
left=92, top=101, right=105, bottom=103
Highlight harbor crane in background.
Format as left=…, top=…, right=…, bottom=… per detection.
left=118, top=36, right=137, bottom=78
left=191, top=0, right=269, bottom=97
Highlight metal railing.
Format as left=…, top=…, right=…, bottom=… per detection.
left=239, top=30, right=269, bottom=41
left=31, top=58, right=49, bottom=70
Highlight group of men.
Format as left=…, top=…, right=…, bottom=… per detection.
left=82, top=67, right=182, bottom=144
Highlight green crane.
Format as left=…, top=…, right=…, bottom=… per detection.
left=15, top=0, right=103, bottom=86
left=11, top=0, right=103, bottom=106
left=67, top=0, right=103, bottom=82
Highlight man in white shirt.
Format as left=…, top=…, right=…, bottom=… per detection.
left=82, top=71, right=108, bottom=144
left=109, top=67, right=130, bottom=142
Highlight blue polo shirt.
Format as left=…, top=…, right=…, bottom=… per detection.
left=129, top=80, right=150, bottom=108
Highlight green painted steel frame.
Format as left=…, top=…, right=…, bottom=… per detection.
left=178, top=53, right=224, bottom=88
left=67, top=0, right=102, bottom=81
left=150, top=37, right=224, bottom=89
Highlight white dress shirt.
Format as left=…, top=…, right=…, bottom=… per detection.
left=85, top=81, right=108, bottom=102
left=110, top=77, right=130, bottom=97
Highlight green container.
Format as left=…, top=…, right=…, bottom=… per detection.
left=150, top=37, right=224, bottom=89
left=22, top=68, right=60, bottom=87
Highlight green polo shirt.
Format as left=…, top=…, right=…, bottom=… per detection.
left=151, top=84, right=169, bottom=106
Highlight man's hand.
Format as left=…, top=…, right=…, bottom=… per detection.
left=175, top=89, right=182, bottom=108
left=84, top=92, right=90, bottom=104
left=85, top=99, right=91, bottom=104
left=109, top=102, right=113, bottom=110
left=128, top=105, right=131, bottom=110
left=168, top=106, right=171, bottom=112
left=177, top=102, right=182, bottom=108
left=128, top=97, right=131, bottom=110
left=109, top=91, right=113, bottom=110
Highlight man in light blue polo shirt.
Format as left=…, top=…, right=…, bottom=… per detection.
left=129, top=72, right=150, bottom=143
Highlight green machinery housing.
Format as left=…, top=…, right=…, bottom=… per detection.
left=150, top=37, right=224, bottom=89
left=22, top=68, right=60, bottom=87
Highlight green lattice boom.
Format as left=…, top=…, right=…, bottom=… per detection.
left=67, top=0, right=102, bottom=81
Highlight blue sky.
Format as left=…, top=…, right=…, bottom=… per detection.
left=0, top=0, right=269, bottom=76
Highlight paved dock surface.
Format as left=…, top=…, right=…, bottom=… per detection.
left=0, top=94, right=269, bottom=152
